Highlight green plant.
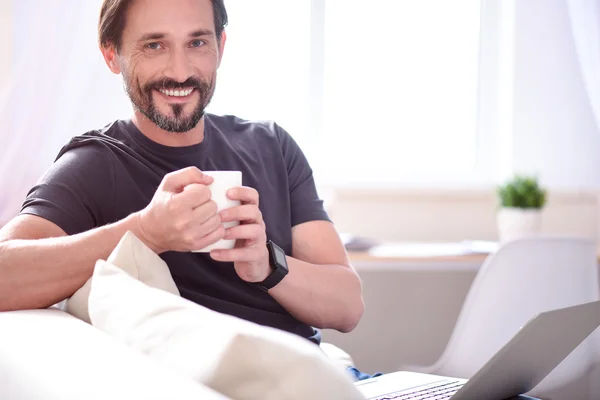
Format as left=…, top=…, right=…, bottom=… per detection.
left=496, top=175, right=547, bottom=209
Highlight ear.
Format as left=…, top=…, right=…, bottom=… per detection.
left=100, top=44, right=122, bottom=74
left=217, top=30, right=227, bottom=68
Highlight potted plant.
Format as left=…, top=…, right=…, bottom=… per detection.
left=496, top=175, right=547, bottom=242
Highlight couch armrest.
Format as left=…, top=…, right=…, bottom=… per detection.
left=0, top=309, right=228, bottom=400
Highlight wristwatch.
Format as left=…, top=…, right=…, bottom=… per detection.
left=255, top=241, right=289, bottom=292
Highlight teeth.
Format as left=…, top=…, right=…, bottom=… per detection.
left=160, top=89, right=193, bottom=97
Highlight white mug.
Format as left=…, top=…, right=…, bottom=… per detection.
left=193, top=170, right=242, bottom=253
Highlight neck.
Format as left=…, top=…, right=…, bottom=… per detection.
left=131, top=110, right=205, bottom=147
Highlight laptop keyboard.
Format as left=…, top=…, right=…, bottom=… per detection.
left=373, top=381, right=464, bottom=400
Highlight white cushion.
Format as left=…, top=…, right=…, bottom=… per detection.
left=66, top=231, right=180, bottom=323
left=88, top=260, right=365, bottom=400
left=0, top=309, right=229, bottom=400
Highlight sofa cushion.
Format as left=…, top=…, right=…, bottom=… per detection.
left=88, top=260, right=364, bottom=400
left=0, top=309, right=230, bottom=400
left=66, top=231, right=179, bottom=323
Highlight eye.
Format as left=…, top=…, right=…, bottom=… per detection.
left=190, top=39, right=205, bottom=48
left=145, top=42, right=163, bottom=50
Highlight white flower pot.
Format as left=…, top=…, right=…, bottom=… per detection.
left=497, top=207, right=542, bottom=243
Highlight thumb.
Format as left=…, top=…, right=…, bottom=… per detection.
left=160, top=167, right=214, bottom=193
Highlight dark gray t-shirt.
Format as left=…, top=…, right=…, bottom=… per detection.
left=20, top=114, right=331, bottom=344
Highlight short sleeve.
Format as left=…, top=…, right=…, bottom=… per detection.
left=20, top=142, right=116, bottom=235
left=275, top=124, right=331, bottom=227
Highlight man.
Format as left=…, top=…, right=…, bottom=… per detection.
left=0, top=0, right=364, bottom=346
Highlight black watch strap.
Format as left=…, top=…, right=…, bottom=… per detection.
left=256, top=241, right=289, bottom=292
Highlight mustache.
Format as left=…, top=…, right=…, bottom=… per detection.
left=145, top=77, right=204, bottom=91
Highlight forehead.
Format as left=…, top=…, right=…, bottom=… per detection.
left=124, top=0, right=216, bottom=38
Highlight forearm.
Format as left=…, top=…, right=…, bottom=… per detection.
left=0, top=213, right=153, bottom=311
left=268, top=256, right=364, bottom=333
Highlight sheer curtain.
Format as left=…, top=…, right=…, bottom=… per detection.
left=0, top=0, right=313, bottom=225
left=567, top=0, right=600, bottom=133
left=1, top=0, right=129, bottom=225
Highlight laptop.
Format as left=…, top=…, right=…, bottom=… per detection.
left=355, top=300, right=600, bottom=400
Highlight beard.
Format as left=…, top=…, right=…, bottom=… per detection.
left=123, top=72, right=216, bottom=133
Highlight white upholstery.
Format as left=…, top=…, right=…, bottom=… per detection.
left=404, top=237, right=600, bottom=398
left=66, top=231, right=180, bottom=323
left=88, top=260, right=364, bottom=400
left=0, top=309, right=229, bottom=400
left=0, top=231, right=358, bottom=400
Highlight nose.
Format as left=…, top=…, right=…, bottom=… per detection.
left=164, top=47, right=193, bottom=83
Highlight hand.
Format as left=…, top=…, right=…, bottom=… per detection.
left=137, top=167, right=225, bottom=253
left=209, top=186, right=270, bottom=283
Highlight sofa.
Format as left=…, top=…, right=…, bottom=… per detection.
left=0, top=232, right=363, bottom=400
left=3, top=233, right=599, bottom=399
left=0, top=307, right=229, bottom=399
left=0, top=307, right=362, bottom=399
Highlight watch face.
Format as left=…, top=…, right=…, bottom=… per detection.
left=274, top=247, right=288, bottom=269
left=260, top=242, right=289, bottom=290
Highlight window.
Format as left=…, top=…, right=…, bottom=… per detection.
left=211, top=0, right=484, bottom=187
left=8, top=1, right=484, bottom=190
left=207, top=0, right=313, bottom=152
left=318, top=0, right=483, bottom=186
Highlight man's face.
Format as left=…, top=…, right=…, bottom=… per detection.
left=117, top=0, right=223, bottom=133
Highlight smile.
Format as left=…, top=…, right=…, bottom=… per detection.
left=158, top=88, right=194, bottom=97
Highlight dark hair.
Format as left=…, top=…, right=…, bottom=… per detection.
left=98, top=0, right=228, bottom=51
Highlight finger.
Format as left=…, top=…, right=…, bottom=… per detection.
left=210, top=246, right=259, bottom=263
left=227, top=186, right=259, bottom=206
left=175, top=183, right=212, bottom=208
left=191, top=223, right=226, bottom=251
left=177, top=212, right=220, bottom=241
left=161, top=167, right=214, bottom=193
left=178, top=218, right=222, bottom=251
left=224, top=224, right=263, bottom=240
left=196, top=212, right=222, bottom=233
left=220, top=204, right=262, bottom=223
left=193, top=201, right=220, bottom=224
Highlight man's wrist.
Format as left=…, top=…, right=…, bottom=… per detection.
left=258, top=257, right=272, bottom=282
left=130, top=212, right=165, bottom=254
left=254, top=241, right=289, bottom=291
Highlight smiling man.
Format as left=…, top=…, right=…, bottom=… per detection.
left=0, top=0, right=364, bottom=347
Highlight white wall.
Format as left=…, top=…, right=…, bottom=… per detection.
left=328, top=188, right=599, bottom=242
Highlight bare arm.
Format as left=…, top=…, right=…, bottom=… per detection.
left=268, top=221, right=365, bottom=333
left=212, top=187, right=365, bottom=333
left=0, top=167, right=224, bottom=312
left=0, top=213, right=153, bottom=311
